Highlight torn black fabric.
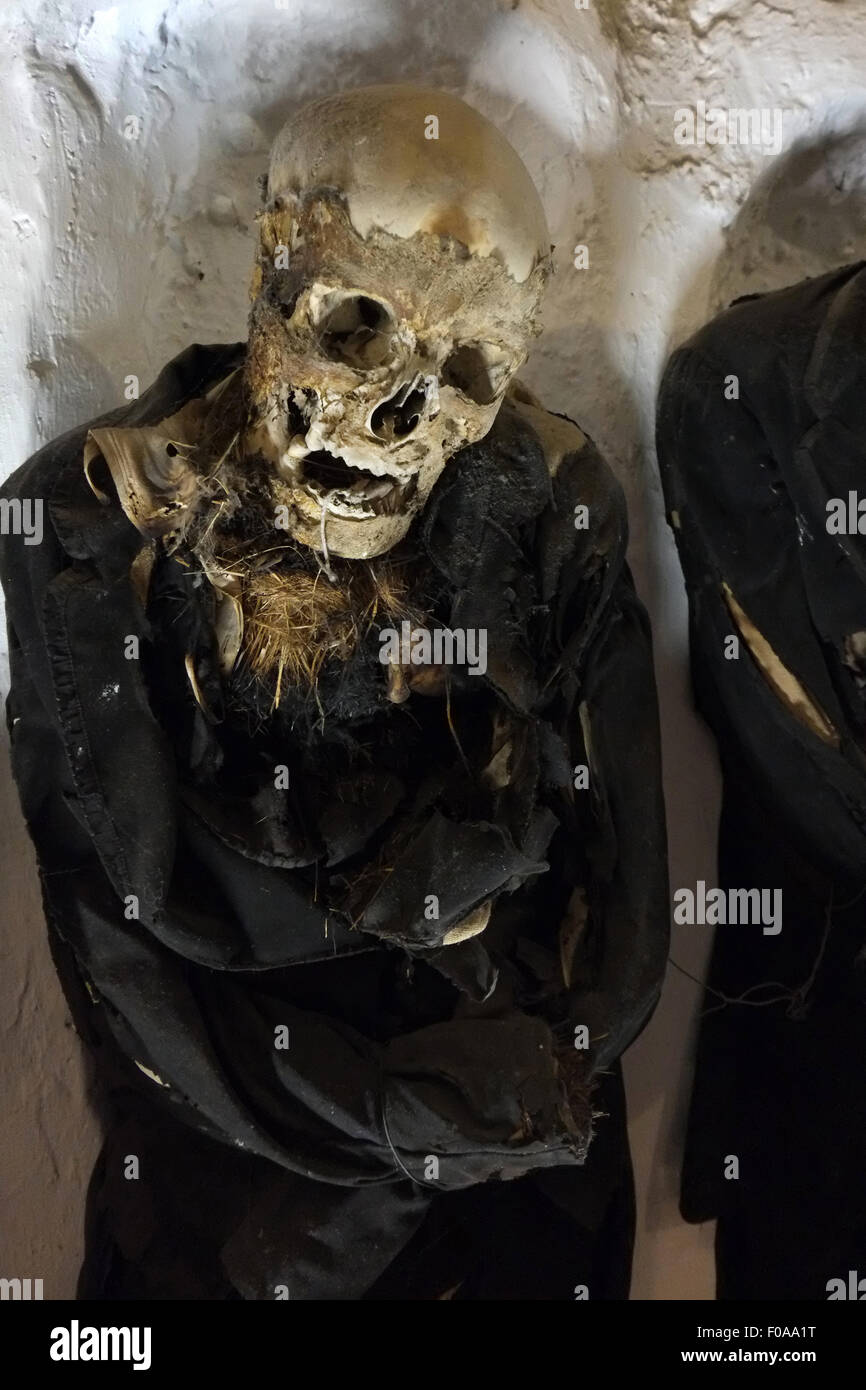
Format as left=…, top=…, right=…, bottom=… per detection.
left=2, top=343, right=668, bottom=1299
left=657, top=263, right=866, bottom=1300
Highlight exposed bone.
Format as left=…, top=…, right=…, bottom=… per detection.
left=384, top=661, right=411, bottom=705
left=441, top=899, right=492, bottom=946
left=722, top=583, right=839, bottom=746
left=184, top=652, right=214, bottom=720
left=243, top=84, right=551, bottom=560
left=129, top=545, right=156, bottom=610
left=483, top=739, right=513, bottom=791
left=843, top=630, right=866, bottom=692
left=267, top=86, right=549, bottom=285
left=134, top=1061, right=170, bottom=1088
left=213, top=590, right=244, bottom=674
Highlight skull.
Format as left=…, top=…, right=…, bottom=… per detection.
left=242, top=84, right=551, bottom=560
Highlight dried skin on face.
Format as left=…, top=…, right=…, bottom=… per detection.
left=88, top=84, right=553, bottom=699
left=242, top=197, right=546, bottom=560
left=240, top=82, right=550, bottom=561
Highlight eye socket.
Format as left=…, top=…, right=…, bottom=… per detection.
left=441, top=343, right=509, bottom=405
left=316, top=294, right=395, bottom=369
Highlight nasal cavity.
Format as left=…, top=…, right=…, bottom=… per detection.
left=370, top=379, right=428, bottom=442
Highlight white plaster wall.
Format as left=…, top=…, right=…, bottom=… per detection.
left=2, top=0, right=865, bottom=1299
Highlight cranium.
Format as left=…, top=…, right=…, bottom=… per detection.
left=243, top=84, right=551, bottom=560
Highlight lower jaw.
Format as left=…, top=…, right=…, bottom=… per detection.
left=288, top=499, right=414, bottom=561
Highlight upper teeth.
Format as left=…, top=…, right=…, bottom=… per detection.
left=351, top=477, right=394, bottom=499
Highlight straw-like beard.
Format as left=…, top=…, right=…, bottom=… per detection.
left=185, top=441, right=428, bottom=705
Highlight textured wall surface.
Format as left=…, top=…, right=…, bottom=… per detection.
left=2, top=0, right=865, bottom=1299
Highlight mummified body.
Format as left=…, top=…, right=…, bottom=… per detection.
left=1, top=87, right=668, bottom=1297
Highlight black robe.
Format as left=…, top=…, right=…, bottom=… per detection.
left=1, top=342, right=668, bottom=1299
left=657, top=263, right=866, bottom=1300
